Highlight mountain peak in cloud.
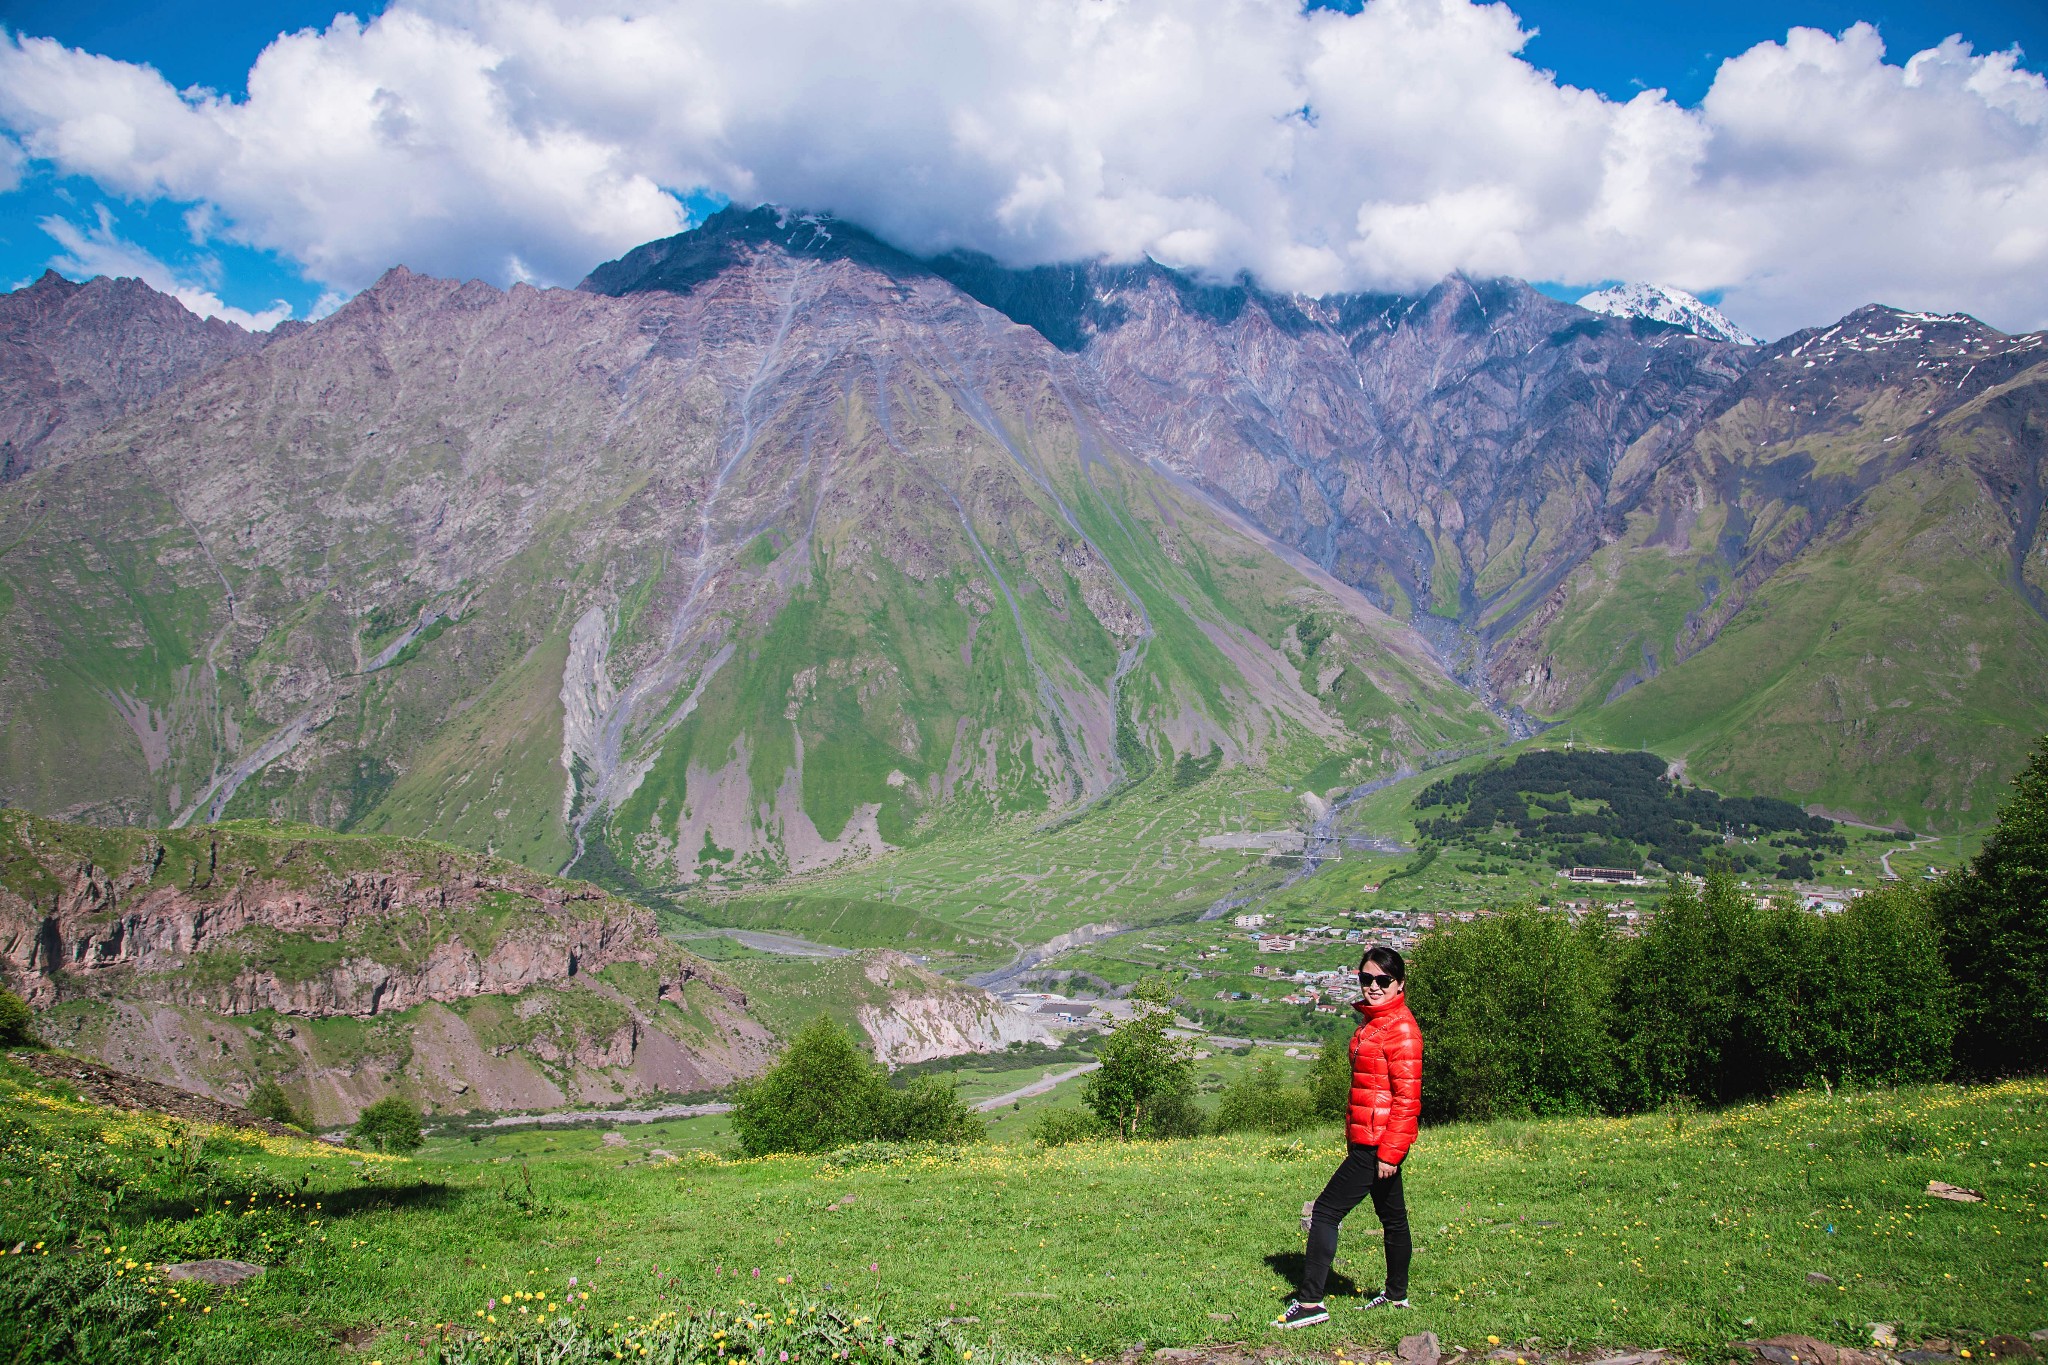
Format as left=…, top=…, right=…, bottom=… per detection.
left=1577, top=283, right=1760, bottom=345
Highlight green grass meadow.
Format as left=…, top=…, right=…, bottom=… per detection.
left=8, top=1055, right=2043, bottom=1364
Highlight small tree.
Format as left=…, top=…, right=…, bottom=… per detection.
left=247, top=1079, right=309, bottom=1130
left=1932, top=734, right=2048, bottom=1077
left=352, top=1096, right=423, bottom=1153
left=0, top=988, right=35, bottom=1048
left=1611, top=872, right=1786, bottom=1106
left=1082, top=1003, right=1197, bottom=1140
left=731, top=1015, right=987, bottom=1155
left=1807, top=883, right=1954, bottom=1083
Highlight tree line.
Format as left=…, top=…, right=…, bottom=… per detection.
left=1409, top=734, right=2048, bottom=1120
left=1413, top=749, right=1845, bottom=876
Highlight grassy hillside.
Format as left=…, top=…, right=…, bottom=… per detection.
left=4, top=1053, right=2041, bottom=1363
left=690, top=766, right=1323, bottom=977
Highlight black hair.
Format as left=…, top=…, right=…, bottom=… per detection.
left=1358, top=945, right=1405, bottom=982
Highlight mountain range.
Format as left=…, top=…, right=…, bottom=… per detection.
left=1, top=204, right=2043, bottom=899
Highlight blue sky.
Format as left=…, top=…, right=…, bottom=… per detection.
left=2, top=0, right=2045, bottom=336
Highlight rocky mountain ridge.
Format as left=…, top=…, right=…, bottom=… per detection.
left=0, top=269, right=269, bottom=480
left=0, top=202, right=2042, bottom=864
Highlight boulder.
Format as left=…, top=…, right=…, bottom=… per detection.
left=1401, top=1332, right=1443, bottom=1365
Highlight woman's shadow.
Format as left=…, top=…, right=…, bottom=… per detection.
left=1262, top=1252, right=1358, bottom=1300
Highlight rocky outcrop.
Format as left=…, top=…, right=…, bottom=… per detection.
left=0, top=813, right=777, bottom=1122
left=0, top=822, right=727, bottom=1019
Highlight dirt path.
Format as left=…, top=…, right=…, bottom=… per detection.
left=971, top=1063, right=1099, bottom=1111
left=1880, top=835, right=1938, bottom=880
left=463, top=1101, right=735, bottom=1130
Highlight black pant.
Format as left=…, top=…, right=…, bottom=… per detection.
left=1301, top=1143, right=1411, bottom=1302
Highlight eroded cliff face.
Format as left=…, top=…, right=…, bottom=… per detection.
left=0, top=812, right=775, bottom=1122
left=849, top=950, right=1053, bottom=1065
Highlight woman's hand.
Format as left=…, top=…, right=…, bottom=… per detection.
left=1378, top=1159, right=1398, bottom=1179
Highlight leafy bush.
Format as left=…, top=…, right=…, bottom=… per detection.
left=1407, top=904, right=1616, bottom=1120
left=353, top=1097, right=424, bottom=1154
left=1030, top=1108, right=1107, bottom=1148
left=0, top=1251, right=170, bottom=1365
left=1608, top=872, right=1818, bottom=1108
left=1610, top=872, right=1958, bottom=1107
left=431, top=1293, right=1004, bottom=1365
left=1211, top=1060, right=1318, bottom=1134
left=1083, top=1005, right=1199, bottom=1139
left=1306, top=1032, right=1351, bottom=1121
left=1401, top=870, right=1961, bottom=1121
left=1804, top=884, right=1955, bottom=1084
left=245, top=1080, right=307, bottom=1131
left=0, top=990, right=35, bottom=1048
left=731, top=1017, right=983, bottom=1156
left=1932, top=732, right=2048, bottom=1078
left=882, top=1075, right=983, bottom=1146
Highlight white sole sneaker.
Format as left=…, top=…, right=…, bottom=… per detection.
left=1273, top=1302, right=1331, bottom=1330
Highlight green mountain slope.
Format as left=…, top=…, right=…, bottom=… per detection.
left=1494, top=310, right=2048, bottom=826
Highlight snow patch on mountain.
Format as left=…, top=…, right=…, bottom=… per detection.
left=1577, top=283, right=1760, bottom=346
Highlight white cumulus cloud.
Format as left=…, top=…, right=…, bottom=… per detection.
left=2, top=0, right=2046, bottom=338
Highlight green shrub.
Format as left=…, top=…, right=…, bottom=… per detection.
left=880, top=1074, right=983, bottom=1146
left=1608, top=872, right=1816, bottom=1107
left=1307, top=1032, right=1350, bottom=1121
left=1932, top=732, right=2048, bottom=1078
left=432, top=1293, right=1001, bottom=1365
left=0, top=990, right=35, bottom=1048
left=352, top=1096, right=423, bottom=1153
left=1030, top=1108, right=1107, bottom=1148
left=1211, top=1060, right=1318, bottom=1134
left=245, top=1080, right=307, bottom=1131
left=731, top=1016, right=984, bottom=1156
left=1407, top=904, right=1616, bottom=1120
left=1805, top=884, right=1955, bottom=1084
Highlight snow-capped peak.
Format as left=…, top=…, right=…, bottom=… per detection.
left=1577, top=283, right=1760, bottom=346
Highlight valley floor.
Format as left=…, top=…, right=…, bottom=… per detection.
left=5, top=1057, right=2042, bottom=1364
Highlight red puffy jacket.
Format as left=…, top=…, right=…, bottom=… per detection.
left=1346, top=994, right=1423, bottom=1165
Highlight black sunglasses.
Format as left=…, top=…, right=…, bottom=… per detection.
left=1358, top=972, right=1399, bottom=990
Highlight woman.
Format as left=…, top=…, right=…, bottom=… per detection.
left=1274, top=944, right=1421, bottom=1328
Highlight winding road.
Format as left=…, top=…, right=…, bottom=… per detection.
left=971, top=1063, right=1100, bottom=1111
left=1879, top=835, right=1938, bottom=880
